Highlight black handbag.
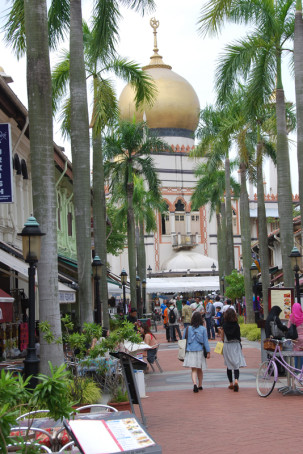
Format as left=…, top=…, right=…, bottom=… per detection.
left=203, top=345, right=208, bottom=358
left=286, top=323, right=298, bottom=340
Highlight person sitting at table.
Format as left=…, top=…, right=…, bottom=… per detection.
left=265, top=306, right=288, bottom=339
left=140, top=324, right=158, bottom=365
left=90, top=326, right=110, bottom=351
left=288, top=303, right=303, bottom=370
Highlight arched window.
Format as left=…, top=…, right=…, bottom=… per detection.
left=57, top=194, right=61, bottom=230
left=13, top=154, right=21, bottom=175
left=21, top=159, right=28, bottom=179
left=161, top=202, right=170, bottom=235
left=174, top=199, right=186, bottom=234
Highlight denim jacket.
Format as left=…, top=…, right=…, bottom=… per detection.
left=183, top=325, right=210, bottom=352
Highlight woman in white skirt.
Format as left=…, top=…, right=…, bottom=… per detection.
left=220, top=308, right=246, bottom=392
left=183, top=312, right=210, bottom=393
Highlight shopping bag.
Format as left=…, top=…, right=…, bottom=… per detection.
left=178, top=339, right=187, bottom=361
left=214, top=341, right=224, bottom=355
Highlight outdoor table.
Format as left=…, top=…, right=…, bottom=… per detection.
left=268, top=350, right=303, bottom=395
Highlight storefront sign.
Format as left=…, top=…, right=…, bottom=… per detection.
left=0, top=123, right=13, bottom=203
left=268, top=287, right=294, bottom=319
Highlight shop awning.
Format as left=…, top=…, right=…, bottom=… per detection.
left=0, top=289, right=14, bottom=303
left=146, top=276, right=220, bottom=293
left=0, top=248, right=28, bottom=277
left=58, top=282, right=76, bottom=304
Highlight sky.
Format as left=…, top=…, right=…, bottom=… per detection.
left=0, top=0, right=299, bottom=192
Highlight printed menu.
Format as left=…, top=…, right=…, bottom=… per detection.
left=66, top=417, right=155, bottom=453
left=269, top=288, right=294, bottom=319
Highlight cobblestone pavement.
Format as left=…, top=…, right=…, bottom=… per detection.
left=135, top=326, right=303, bottom=454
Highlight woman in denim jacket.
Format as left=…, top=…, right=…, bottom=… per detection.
left=183, top=312, right=210, bottom=393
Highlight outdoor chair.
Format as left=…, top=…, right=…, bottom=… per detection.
left=147, top=347, right=163, bottom=373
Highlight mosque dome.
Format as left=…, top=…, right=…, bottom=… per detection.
left=119, top=18, right=200, bottom=138
left=161, top=251, right=218, bottom=272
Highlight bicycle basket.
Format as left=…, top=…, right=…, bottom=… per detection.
left=264, top=339, right=282, bottom=351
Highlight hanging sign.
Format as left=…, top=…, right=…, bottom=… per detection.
left=0, top=123, right=13, bottom=203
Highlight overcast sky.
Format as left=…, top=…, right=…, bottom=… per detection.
left=0, top=0, right=298, bottom=192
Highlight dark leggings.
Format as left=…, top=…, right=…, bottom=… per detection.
left=227, top=368, right=239, bottom=382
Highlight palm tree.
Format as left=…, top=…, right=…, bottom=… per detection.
left=191, top=105, right=236, bottom=275
left=22, top=0, right=64, bottom=372
left=199, top=0, right=295, bottom=288
left=52, top=22, right=155, bottom=326
left=104, top=120, right=168, bottom=306
left=191, top=163, right=240, bottom=290
left=294, top=0, right=303, bottom=248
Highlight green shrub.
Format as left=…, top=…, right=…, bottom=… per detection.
left=246, top=327, right=261, bottom=341
left=238, top=316, right=244, bottom=325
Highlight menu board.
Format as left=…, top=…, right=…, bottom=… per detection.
left=268, top=288, right=294, bottom=319
left=65, top=417, right=156, bottom=453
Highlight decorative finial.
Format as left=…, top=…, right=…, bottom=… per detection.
left=143, top=17, right=172, bottom=71
left=150, top=17, right=160, bottom=54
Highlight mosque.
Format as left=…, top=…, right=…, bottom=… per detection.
left=108, top=18, right=224, bottom=295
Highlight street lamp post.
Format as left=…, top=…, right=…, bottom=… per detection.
left=289, top=246, right=302, bottom=304
left=147, top=265, right=152, bottom=279
left=92, top=255, right=103, bottom=325
left=142, top=279, right=146, bottom=314
left=221, top=275, right=225, bottom=296
left=211, top=262, right=216, bottom=275
left=136, top=275, right=141, bottom=316
left=120, top=269, right=128, bottom=315
left=18, top=216, right=45, bottom=382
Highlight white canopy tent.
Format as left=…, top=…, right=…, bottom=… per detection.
left=145, top=276, right=220, bottom=293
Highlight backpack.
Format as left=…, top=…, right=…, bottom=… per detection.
left=169, top=308, right=176, bottom=324
left=211, top=304, right=216, bottom=317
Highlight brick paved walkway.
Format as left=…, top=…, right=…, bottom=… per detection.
left=135, top=326, right=303, bottom=454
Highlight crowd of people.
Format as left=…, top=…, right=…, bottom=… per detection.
left=158, top=295, right=246, bottom=393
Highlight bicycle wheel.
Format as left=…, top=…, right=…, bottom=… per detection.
left=256, top=360, right=277, bottom=397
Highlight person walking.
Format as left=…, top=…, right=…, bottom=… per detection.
left=220, top=308, right=246, bottom=392
left=287, top=302, right=303, bottom=370
left=163, top=301, right=171, bottom=342
left=183, top=312, right=210, bottom=393
left=205, top=295, right=215, bottom=340
left=168, top=300, right=182, bottom=341
left=182, top=299, right=192, bottom=330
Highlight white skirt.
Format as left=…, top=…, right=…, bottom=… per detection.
left=183, top=350, right=207, bottom=369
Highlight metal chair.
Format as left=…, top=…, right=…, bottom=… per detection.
left=147, top=347, right=163, bottom=373
left=73, top=403, right=118, bottom=413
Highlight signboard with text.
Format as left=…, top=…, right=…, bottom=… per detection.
left=268, top=287, right=294, bottom=320
left=0, top=123, right=13, bottom=203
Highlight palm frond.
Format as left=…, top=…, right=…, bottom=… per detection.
left=2, top=0, right=26, bottom=59
left=48, top=0, right=70, bottom=50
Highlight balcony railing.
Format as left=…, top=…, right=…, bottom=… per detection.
left=172, top=233, right=197, bottom=249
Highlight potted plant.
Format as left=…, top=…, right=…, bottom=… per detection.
left=107, top=384, right=131, bottom=412
left=67, top=376, right=102, bottom=412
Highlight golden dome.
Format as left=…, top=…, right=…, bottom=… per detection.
left=119, top=18, right=200, bottom=134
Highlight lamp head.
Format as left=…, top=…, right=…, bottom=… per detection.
left=18, top=216, right=45, bottom=262
left=120, top=268, right=128, bottom=285
left=92, top=255, right=103, bottom=278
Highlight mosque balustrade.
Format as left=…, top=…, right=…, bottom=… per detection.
left=171, top=233, right=197, bottom=249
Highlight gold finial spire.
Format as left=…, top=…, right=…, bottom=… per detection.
left=150, top=17, right=160, bottom=55
left=143, top=17, right=172, bottom=70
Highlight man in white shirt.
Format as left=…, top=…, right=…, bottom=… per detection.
left=222, top=298, right=236, bottom=313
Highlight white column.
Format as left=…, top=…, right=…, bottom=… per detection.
left=186, top=212, right=191, bottom=234
left=170, top=212, right=175, bottom=234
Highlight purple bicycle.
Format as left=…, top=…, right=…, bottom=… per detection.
left=256, top=338, right=303, bottom=397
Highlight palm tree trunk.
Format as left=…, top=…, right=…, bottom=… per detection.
left=239, top=162, right=254, bottom=323
left=70, top=0, right=93, bottom=324
left=225, top=156, right=235, bottom=274
left=127, top=182, right=137, bottom=307
left=216, top=206, right=224, bottom=295
left=294, top=1, right=303, bottom=250
left=24, top=0, right=64, bottom=373
left=256, top=141, right=270, bottom=318
left=220, top=200, right=227, bottom=279
left=92, top=131, right=109, bottom=328
left=136, top=220, right=146, bottom=316
left=275, top=86, right=294, bottom=288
